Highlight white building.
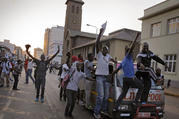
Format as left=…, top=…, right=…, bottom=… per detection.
left=139, top=0, right=179, bottom=87
left=44, top=26, right=64, bottom=64
left=0, top=39, right=15, bottom=58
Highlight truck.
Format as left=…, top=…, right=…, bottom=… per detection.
left=84, top=62, right=165, bottom=119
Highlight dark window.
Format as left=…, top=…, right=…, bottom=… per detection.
left=72, top=6, right=75, bottom=13
left=76, top=7, right=79, bottom=14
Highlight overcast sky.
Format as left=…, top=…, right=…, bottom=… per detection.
left=0, top=0, right=165, bottom=50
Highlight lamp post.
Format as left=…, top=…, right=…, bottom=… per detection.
left=86, top=24, right=98, bottom=57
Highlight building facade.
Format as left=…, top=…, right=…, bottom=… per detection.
left=34, top=48, right=43, bottom=59
left=139, top=0, right=179, bottom=86
left=14, top=46, right=23, bottom=60
left=62, top=0, right=84, bottom=63
left=71, top=29, right=141, bottom=61
left=43, top=26, right=64, bottom=64
left=44, top=28, right=50, bottom=56
left=0, top=40, right=15, bottom=54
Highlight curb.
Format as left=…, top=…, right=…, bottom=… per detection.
left=164, top=91, right=179, bottom=97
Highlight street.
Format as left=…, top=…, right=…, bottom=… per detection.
left=0, top=71, right=179, bottom=119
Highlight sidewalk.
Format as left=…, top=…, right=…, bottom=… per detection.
left=164, top=87, right=179, bottom=97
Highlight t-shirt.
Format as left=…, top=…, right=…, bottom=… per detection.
left=27, top=61, right=34, bottom=70
left=13, top=62, right=22, bottom=75
left=84, top=60, right=93, bottom=78
left=33, top=59, right=49, bottom=79
left=60, top=64, right=69, bottom=79
left=118, top=53, right=134, bottom=78
left=95, top=52, right=112, bottom=75
left=66, top=69, right=86, bottom=91
left=1, top=61, right=12, bottom=74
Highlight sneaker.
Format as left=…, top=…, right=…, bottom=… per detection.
left=41, top=98, right=44, bottom=103
left=142, top=102, right=146, bottom=105
left=0, top=84, right=4, bottom=87
left=101, top=111, right=108, bottom=116
left=132, top=101, right=141, bottom=107
left=112, top=108, right=117, bottom=112
left=93, top=113, right=101, bottom=119
left=35, top=98, right=39, bottom=102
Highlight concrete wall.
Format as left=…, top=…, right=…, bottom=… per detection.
left=141, top=1, right=179, bottom=84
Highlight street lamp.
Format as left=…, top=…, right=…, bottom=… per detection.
left=86, top=24, right=98, bottom=57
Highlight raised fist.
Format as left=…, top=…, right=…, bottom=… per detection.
left=25, top=44, right=31, bottom=50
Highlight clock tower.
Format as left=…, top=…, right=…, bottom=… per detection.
left=62, top=0, right=84, bottom=63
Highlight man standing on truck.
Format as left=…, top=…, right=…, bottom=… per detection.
left=112, top=33, right=143, bottom=111
left=136, top=42, right=167, bottom=104
left=93, top=23, right=116, bottom=119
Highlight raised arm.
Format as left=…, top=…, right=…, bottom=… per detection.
left=96, top=28, right=104, bottom=53
left=25, top=44, right=37, bottom=60
left=128, top=32, right=140, bottom=55
left=48, top=46, right=60, bottom=62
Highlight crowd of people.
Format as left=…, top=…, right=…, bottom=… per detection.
left=0, top=27, right=167, bottom=119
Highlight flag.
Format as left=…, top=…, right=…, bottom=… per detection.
left=101, top=21, right=107, bottom=36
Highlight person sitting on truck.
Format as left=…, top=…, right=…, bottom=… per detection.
left=155, top=68, right=164, bottom=86
left=136, top=42, right=167, bottom=104
left=112, top=33, right=143, bottom=111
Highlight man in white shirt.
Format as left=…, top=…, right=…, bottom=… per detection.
left=25, top=59, right=35, bottom=84
left=93, top=28, right=116, bottom=119
left=0, top=58, right=12, bottom=87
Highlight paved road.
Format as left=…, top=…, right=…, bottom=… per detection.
left=164, top=95, right=179, bottom=119
left=0, top=71, right=179, bottom=119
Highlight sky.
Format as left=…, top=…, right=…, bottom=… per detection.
left=0, top=0, right=166, bottom=51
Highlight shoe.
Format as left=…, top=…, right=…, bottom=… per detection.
left=101, top=111, right=108, bottom=116
left=112, top=108, right=117, bottom=112
left=41, top=98, right=44, bottom=103
left=142, top=102, right=146, bottom=105
left=93, top=113, right=101, bottom=119
left=35, top=98, right=39, bottom=102
left=68, top=113, right=74, bottom=118
left=0, top=85, right=4, bottom=87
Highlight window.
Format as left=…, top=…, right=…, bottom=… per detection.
left=151, top=22, right=161, bottom=37
left=168, top=17, right=179, bottom=34
left=76, top=7, right=79, bottom=14
left=165, top=54, right=177, bottom=73
left=72, top=6, right=75, bottom=13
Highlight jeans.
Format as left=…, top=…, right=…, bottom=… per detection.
left=65, top=89, right=77, bottom=116
left=36, top=77, right=46, bottom=99
left=136, top=71, right=151, bottom=102
left=13, top=74, right=19, bottom=89
left=26, top=69, right=35, bottom=83
left=94, top=75, right=111, bottom=115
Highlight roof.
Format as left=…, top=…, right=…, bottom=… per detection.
left=139, top=0, right=179, bottom=20
left=71, top=28, right=141, bottom=50
left=66, top=0, right=84, bottom=5
left=68, top=30, right=97, bottom=39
